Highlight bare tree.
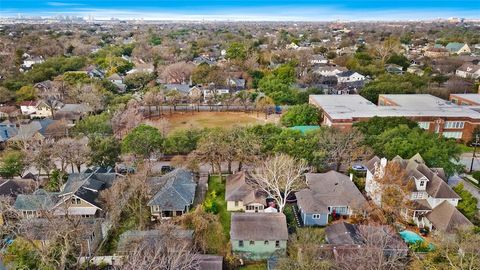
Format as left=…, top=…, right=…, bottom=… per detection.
left=160, top=62, right=194, bottom=84
left=317, top=128, right=369, bottom=172
left=374, top=37, right=401, bottom=65
left=111, top=99, right=144, bottom=138
left=251, top=154, right=308, bottom=213
left=335, top=224, right=409, bottom=270
left=120, top=232, right=200, bottom=270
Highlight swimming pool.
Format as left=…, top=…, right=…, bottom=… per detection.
left=399, top=230, right=424, bottom=244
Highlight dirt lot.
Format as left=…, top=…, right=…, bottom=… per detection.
left=144, top=111, right=279, bottom=134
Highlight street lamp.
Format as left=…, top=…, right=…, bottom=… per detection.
left=470, top=135, right=479, bottom=173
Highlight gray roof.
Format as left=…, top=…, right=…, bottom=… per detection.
left=0, top=179, right=35, bottom=198
left=14, top=189, right=57, bottom=211
left=230, top=212, right=288, bottom=241
left=198, top=255, right=223, bottom=270
left=426, top=201, right=473, bottom=233
left=0, top=123, right=17, bottom=142
left=225, top=171, right=266, bottom=205
left=164, top=84, right=191, bottom=94
left=310, top=94, right=480, bottom=121
left=325, top=222, right=361, bottom=245
left=147, top=168, right=196, bottom=211
left=297, top=171, right=367, bottom=213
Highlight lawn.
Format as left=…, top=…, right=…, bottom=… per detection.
left=145, top=111, right=277, bottom=134
left=205, top=175, right=231, bottom=239
left=458, top=143, right=474, bottom=153
left=239, top=263, right=267, bottom=270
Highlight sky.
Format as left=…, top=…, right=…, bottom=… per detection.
left=1, top=0, right=479, bottom=21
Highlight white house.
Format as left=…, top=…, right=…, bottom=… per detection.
left=314, top=66, right=348, bottom=77
left=22, top=56, right=44, bottom=69
left=455, top=63, right=480, bottom=79
left=336, top=71, right=366, bottom=83
left=364, top=153, right=471, bottom=232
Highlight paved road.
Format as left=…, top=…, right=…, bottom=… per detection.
left=450, top=174, right=480, bottom=210
left=458, top=153, right=480, bottom=171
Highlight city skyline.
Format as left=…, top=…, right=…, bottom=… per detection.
left=1, top=0, right=480, bottom=21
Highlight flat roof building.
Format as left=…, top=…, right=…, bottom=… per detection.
left=309, top=94, right=480, bottom=141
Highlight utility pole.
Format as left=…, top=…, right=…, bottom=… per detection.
left=470, top=135, right=479, bottom=173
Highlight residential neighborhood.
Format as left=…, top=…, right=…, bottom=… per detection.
left=0, top=5, right=480, bottom=270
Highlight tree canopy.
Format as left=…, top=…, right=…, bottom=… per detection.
left=281, top=104, right=320, bottom=127
left=121, top=124, right=164, bottom=159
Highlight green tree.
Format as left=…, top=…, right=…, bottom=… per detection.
left=226, top=42, right=247, bottom=61
left=89, top=136, right=121, bottom=168
left=3, top=238, right=40, bottom=269
left=15, top=85, right=37, bottom=102
left=359, top=73, right=427, bottom=103
left=164, top=129, right=204, bottom=155
left=281, top=104, right=320, bottom=127
left=0, top=150, right=26, bottom=178
left=73, top=112, right=113, bottom=136
left=354, top=116, right=419, bottom=145
left=0, top=87, right=15, bottom=103
left=453, top=183, right=479, bottom=221
left=124, top=72, right=155, bottom=91
left=122, top=124, right=164, bottom=159
left=386, top=53, right=410, bottom=70
left=372, top=125, right=462, bottom=176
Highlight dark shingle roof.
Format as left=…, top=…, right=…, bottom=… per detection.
left=147, top=168, right=196, bottom=211
left=230, top=212, right=288, bottom=241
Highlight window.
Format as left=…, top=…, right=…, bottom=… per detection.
left=239, top=240, right=244, bottom=247
left=275, top=241, right=280, bottom=248
left=152, top=205, right=160, bottom=212
left=249, top=240, right=255, bottom=246
left=234, top=201, right=239, bottom=207
left=246, top=205, right=253, bottom=211
left=419, top=181, right=425, bottom=187
left=444, top=121, right=464, bottom=129
left=418, top=122, right=430, bottom=130
left=312, top=214, right=321, bottom=219
left=264, top=240, right=269, bottom=245
left=443, top=132, right=463, bottom=139
left=71, top=198, right=81, bottom=205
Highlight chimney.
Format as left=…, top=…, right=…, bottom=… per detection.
left=380, top=157, right=388, bottom=168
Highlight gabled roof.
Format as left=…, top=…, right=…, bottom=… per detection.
left=297, top=171, right=367, bottom=213
left=225, top=171, right=266, bottom=205
left=325, top=222, right=362, bottom=245
left=147, top=168, right=196, bottom=211
left=445, top=42, right=468, bottom=53
left=0, top=179, right=35, bottom=198
left=426, top=201, right=473, bottom=233
left=230, top=212, right=288, bottom=241
left=14, top=189, right=58, bottom=211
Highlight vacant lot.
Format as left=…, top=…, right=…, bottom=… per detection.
left=145, top=111, right=278, bottom=134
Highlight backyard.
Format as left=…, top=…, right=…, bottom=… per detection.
left=204, top=175, right=231, bottom=239
left=145, top=111, right=279, bottom=134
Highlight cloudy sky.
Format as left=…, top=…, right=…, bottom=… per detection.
left=1, top=0, right=479, bottom=21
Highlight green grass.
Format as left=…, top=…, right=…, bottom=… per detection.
left=239, top=263, right=267, bottom=270
left=205, top=175, right=231, bottom=239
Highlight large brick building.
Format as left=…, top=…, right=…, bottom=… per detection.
left=309, top=94, right=480, bottom=141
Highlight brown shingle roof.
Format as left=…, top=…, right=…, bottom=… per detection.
left=225, top=171, right=266, bottom=204
left=230, top=213, right=288, bottom=241
left=426, top=201, right=473, bottom=233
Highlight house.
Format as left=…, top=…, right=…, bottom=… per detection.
left=385, top=64, right=404, bottom=74
left=309, top=94, right=480, bottom=141
left=126, top=63, right=155, bottom=75
left=226, top=78, right=246, bottom=90
left=17, top=217, right=104, bottom=256
left=314, top=66, right=348, bottom=77
left=20, top=101, right=40, bottom=116
left=197, top=255, right=223, bottom=270
left=406, top=65, right=424, bottom=76
left=0, top=122, right=18, bottom=145
left=86, top=66, right=105, bottom=79
left=9, top=119, right=58, bottom=146
left=193, top=56, right=216, bottom=66
left=445, top=43, right=471, bottom=55
left=107, top=73, right=123, bottom=84
left=117, top=227, right=194, bottom=254
left=296, top=171, right=367, bottom=226
left=54, top=103, right=92, bottom=125
left=14, top=168, right=118, bottom=218
left=336, top=71, right=366, bottom=84
left=21, top=56, right=44, bottom=69
left=163, top=83, right=191, bottom=95
left=325, top=222, right=408, bottom=257
left=424, top=47, right=449, bottom=58
left=0, top=106, right=20, bottom=119
left=310, top=54, right=328, bottom=65
left=230, top=212, right=288, bottom=260
left=365, top=153, right=472, bottom=233
left=455, top=63, right=480, bottom=79
left=0, top=178, right=35, bottom=199
left=19, top=100, right=58, bottom=118
left=147, top=168, right=196, bottom=220
left=225, top=171, right=268, bottom=212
